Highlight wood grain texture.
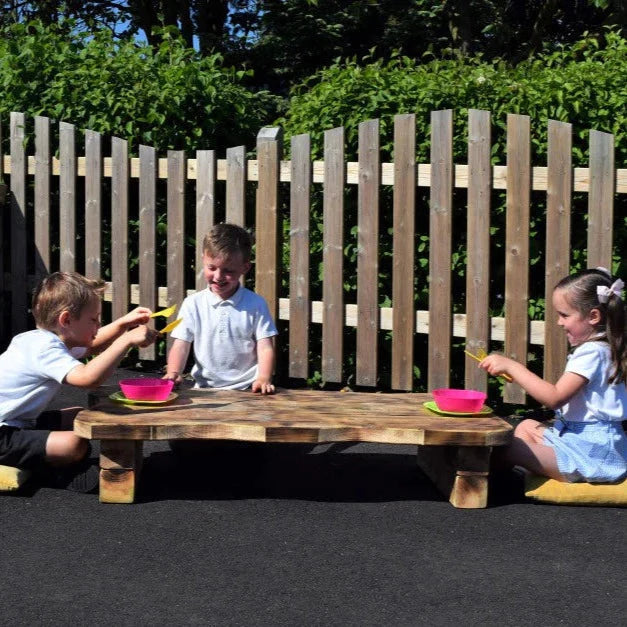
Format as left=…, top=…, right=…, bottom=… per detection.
left=84, top=129, right=102, bottom=280
left=255, top=140, right=280, bottom=322
left=196, top=150, right=216, bottom=292
left=587, top=130, right=614, bottom=270
left=139, top=145, right=157, bottom=360
left=356, top=120, right=380, bottom=387
left=226, top=145, right=246, bottom=226
left=166, top=150, right=186, bottom=352
left=34, top=116, right=51, bottom=282
left=289, top=134, right=311, bottom=379
left=544, top=120, right=571, bottom=383
left=76, top=388, right=512, bottom=447
left=392, top=114, right=415, bottom=391
left=59, top=122, right=76, bottom=273
left=465, top=110, right=491, bottom=393
left=111, top=137, right=129, bottom=321
left=504, top=114, right=530, bottom=404
left=10, top=112, right=27, bottom=333
left=322, top=127, right=345, bottom=383
left=428, top=110, right=453, bottom=391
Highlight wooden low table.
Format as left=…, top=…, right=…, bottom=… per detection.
left=75, top=388, right=513, bottom=508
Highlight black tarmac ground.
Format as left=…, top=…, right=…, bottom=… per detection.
left=1, top=369, right=626, bottom=626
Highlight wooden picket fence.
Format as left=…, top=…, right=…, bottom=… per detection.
left=1, top=110, right=625, bottom=402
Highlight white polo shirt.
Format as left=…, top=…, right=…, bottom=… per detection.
left=171, top=286, right=278, bottom=389
left=0, top=329, right=86, bottom=428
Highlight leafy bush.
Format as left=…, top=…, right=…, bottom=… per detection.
left=0, top=20, right=280, bottom=152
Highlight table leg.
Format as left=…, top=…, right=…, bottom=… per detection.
left=416, top=445, right=491, bottom=508
left=99, top=440, right=143, bottom=503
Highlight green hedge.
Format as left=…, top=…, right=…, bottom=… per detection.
left=0, top=21, right=279, bottom=152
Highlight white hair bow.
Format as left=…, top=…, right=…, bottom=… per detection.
left=597, top=279, right=624, bottom=303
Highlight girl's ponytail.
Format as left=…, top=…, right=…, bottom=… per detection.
left=604, top=286, right=626, bottom=385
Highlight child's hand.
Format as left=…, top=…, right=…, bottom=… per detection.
left=479, top=353, right=516, bottom=381
left=252, top=378, right=275, bottom=394
left=126, top=324, right=159, bottom=348
left=162, top=371, right=183, bottom=386
left=119, top=306, right=152, bottom=329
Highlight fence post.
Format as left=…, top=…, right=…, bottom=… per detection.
left=255, top=127, right=282, bottom=324
left=10, top=112, right=27, bottom=334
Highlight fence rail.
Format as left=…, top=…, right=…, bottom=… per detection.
left=1, top=110, right=624, bottom=402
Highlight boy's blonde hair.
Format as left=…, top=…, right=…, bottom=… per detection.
left=32, top=272, right=106, bottom=330
left=202, top=223, right=253, bottom=262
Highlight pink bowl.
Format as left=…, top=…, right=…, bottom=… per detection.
left=119, top=378, right=174, bottom=401
left=432, top=388, right=487, bottom=413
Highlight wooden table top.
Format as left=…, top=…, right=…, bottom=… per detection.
left=75, top=387, right=513, bottom=446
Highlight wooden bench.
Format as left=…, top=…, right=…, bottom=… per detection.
left=75, top=387, right=513, bottom=508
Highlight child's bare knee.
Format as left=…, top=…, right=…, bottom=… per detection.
left=46, top=433, right=89, bottom=465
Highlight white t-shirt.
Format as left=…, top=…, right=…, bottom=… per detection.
left=561, top=341, right=627, bottom=423
left=170, top=286, right=278, bottom=389
left=0, top=329, right=86, bottom=428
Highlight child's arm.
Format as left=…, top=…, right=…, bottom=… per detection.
left=252, top=337, right=275, bottom=394
left=65, top=325, right=158, bottom=387
left=88, top=307, right=153, bottom=355
left=163, top=338, right=192, bottom=385
left=479, top=353, right=587, bottom=408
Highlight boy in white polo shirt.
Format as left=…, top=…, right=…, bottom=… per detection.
left=164, top=223, right=277, bottom=393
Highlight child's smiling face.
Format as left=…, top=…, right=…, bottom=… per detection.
left=203, top=251, right=250, bottom=299
left=552, top=288, right=600, bottom=347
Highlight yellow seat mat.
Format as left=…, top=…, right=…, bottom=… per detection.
left=525, top=474, right=627, bottom=506
left=0, top=464, right=32, bottom=491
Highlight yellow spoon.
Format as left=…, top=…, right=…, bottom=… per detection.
left=159, top=318, right=183, bottom=334
left=464, top=348, right=513, bottom=382
left=150, top=304, right=177, bottom=319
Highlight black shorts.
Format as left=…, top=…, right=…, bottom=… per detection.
left=0, top=410, right=63, bottom=469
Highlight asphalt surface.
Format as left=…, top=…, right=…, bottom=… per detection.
left=1, top=368, right=626, bottom=626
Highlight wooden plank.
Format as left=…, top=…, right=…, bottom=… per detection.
left=84, top=129, right=102, bottom=280
left=76, top=388, right=513, bottom=447
left=167, top=150, right=186, bottom=351
left=111, top=137, right=129, bottom=322
left=138, top=145, right=156, bottom=360
left=10, top=112, right=27, bottom=334
left=587, top=130, right=614, bottom=270
left=416, top=445, right=491, bottom=508
left=226, top=145, right=246, bottom=226
left=255, top=137, right=280, bottom=322
left=59, top=121, right=76, bottom=273
left=504, top=114, right=531, bottom=404
left=465, top=110, right=491, bottom=392
left=34, top=116, right=51, bottom=282
left=428, top=110, right=453, bottom=391
left=391, top=114, right=415, bottom=391
left=3, top=152, right=627, bottom=194
left=544, top=120, right=571, bottom=383
left=195, top=149, right=216, bottom=292
left=356, top=120, right=380, bottom=387
left=289, top=133, right=311, bottom=379
left=322, top=127, right=344, bottom=383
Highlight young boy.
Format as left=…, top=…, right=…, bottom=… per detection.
left=164, top=223, right=277, bottom=393
left=0, top=271, right=159, bottom=492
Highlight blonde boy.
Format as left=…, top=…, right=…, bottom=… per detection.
left=164, top=223, right=277, bottom=393
left=0, top=272, right=158, bottom=491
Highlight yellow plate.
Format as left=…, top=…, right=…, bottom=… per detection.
left=423, top=401, right=493, bottom=417
left=159, top=318, right=183, bottom=334
left=150, top=304, right=177, bottom=319
left=109, top=391, right=178, bottom=406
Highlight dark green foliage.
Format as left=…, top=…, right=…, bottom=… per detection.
left=0, top=20, right=280, bottom=153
